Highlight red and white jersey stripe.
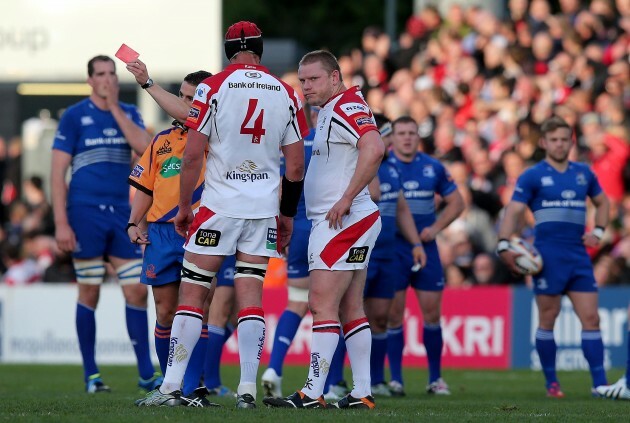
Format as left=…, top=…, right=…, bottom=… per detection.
left=304, top=86, right=379, bottom=220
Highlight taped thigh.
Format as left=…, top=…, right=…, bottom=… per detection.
left=288, top=285, right=309, bottom=302
left=181, top=259, right=216, bottom=289
left=116, top=259, right=143, bottom=286
left=74, top=259, right=106, bottom=285
left=234, top=260, right=267, bottom=282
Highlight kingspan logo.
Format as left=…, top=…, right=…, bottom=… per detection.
left=226, top=160, right=270, bottom=182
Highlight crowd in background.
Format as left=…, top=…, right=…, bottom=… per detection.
left=1, top=0, right=629, bottom=288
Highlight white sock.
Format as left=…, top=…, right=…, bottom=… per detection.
left=300, top=320, right=341, bottom=399
left=236, top=307, right=265, bottom=397
left=344, top=317, right=372, bottom=398
left=160, top=306, right=203, bottom=393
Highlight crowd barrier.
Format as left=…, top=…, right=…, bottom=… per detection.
left=0, top=284, right=627, bottom=369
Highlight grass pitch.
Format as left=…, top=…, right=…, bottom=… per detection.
left=0, top=364, right=627, bottom=422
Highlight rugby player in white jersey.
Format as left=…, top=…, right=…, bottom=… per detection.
left=264, top=50, right=384, bottom=410
left=136, top=21, right=307, bottom=409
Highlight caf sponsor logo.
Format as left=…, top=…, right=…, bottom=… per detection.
left=346, top=246, right=369, bottom=263
left=130, top=164, right=144, bottom=178
left=195, top=229, right=221, bottom=247
left=160, top=157, right=181, bottom=178
left=266, top=228, right=277, bottom=250
left=156, top=139, right=172, bottom=155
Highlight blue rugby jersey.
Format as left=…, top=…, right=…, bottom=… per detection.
left=52, top=98, right=145, bottom=207
left=280, top=127, right=314, bottom=221
left=387, top=152, right=457, bottom=233
left=511, top=160, right=602, bottom=246
left=371, top=160, right=402, bottom=259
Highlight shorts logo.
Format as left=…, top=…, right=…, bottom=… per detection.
left=355, top=115, right=374, bottom=127
left=266, top=228, right=277, bottom=250
left=156, top=140, right=172, bottom=155
left=145, top=264, right=157, bottom=279
left=195, top=229, right=221, bottom=247
left=130, top=164, right=144, bottom=178
left=188, top=106, right=201, bottom=123
left=346, top=246, right=369, bottom=263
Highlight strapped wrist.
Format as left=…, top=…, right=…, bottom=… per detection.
left=126, top=222, right=138, bottom=232
left=280, top=175, right=304, bottom=217
left=592, top=226, right=605, bottom=240
left=496, top=239, right=510, bottom=254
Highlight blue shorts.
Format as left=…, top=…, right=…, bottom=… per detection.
left=287, top=219, right=311, bottom=279
left=69, top=204, right=141, bottom=260
left=393, top=240, right=445, bottom=292
left=216, top=255, right=236, bottom=287
left=141, top=223, right=185, bottom=286
left=141, top=223, right=236, bottom=287
left=532, top=244, right=597, bottom=295
left=364, top=255, right=396, bottom=299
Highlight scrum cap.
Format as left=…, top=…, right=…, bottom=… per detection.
left=224, top=21, right=263, bottom=60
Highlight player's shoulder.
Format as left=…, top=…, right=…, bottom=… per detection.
left=61, top=98, right=91, bottom=118
left=568, top=161, right=592, bottom=172
left=151, top=126, right=178, bottom=144
left=335, top=87, right=370, bottom=111
left=118, top=101, right=139, bottom=114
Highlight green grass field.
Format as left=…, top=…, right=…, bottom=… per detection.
left=0, top=364, right=627, bottom=422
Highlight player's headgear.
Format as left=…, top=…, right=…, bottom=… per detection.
left=224, top=21, right=263, bottom=60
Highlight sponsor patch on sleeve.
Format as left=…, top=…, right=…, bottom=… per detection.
left=354, top=115, right=375, bottom=127
left=341, top=102, right=368, bottom=116
left=130, top=164, right=144, bottom=178
left=187, top=106, right=201, bottom=124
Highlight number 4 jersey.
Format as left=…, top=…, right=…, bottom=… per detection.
left=186, top=63, right=308, bottom=219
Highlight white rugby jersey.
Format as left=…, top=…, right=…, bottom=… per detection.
left=304, top=86, right=379, bottom=220
left=186, top=63, right=308, bottom=218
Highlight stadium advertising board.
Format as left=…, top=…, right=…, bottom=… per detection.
left=511, top=286, right=629, bottom=369
left=220, top=286, right=513, bottom=369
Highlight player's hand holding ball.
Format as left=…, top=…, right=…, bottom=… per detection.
left=497, top=237, right=543, bottom=275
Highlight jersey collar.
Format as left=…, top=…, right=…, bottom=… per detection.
left=225, top=63, right=270, bottom=73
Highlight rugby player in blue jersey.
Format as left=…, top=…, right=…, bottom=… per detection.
left=386, top=116, right=464, bottom=396
left=51, top=55, right=155, bottom=393
left=498, top=116, right=609, bottom=398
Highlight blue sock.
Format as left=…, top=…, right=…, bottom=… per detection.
left=225, top=322, right=234, bottom=340
left=535, top=328, right=558, bottom=388
left=125, top=304, right=155, bottom=380
left=204, top=325, right=227, bottom=389
left=626, top=330, right=630, bottom=387
left=424, top=323, right=443, bottom=383
left=76, top=303, right=99, bottom=382
left=387, top=325, right=404, bottom=385
left=370, top=332, right=388, bottom=385
left=154, top=322, right=171, bottom=376
left=324, top=337, right=346, bottom=391
left=268, top=310, right=302, bottom=376
left=582, top=329, right=607, bottom=387
left=182, top=324, right=208, bottom=395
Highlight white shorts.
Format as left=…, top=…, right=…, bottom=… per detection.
left=184, top=207, right=281, bottom=258
left=308, top=209, right=381, bottom=271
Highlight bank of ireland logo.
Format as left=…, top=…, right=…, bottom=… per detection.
left=161, top=157, right=182, bottom=178
left=266, top=228, right=277, bottom=250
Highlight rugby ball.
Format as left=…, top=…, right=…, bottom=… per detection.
left=509, top=237, right=543, bottom=275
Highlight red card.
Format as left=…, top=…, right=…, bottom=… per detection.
left=115, top=43, right=139, bottom=63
